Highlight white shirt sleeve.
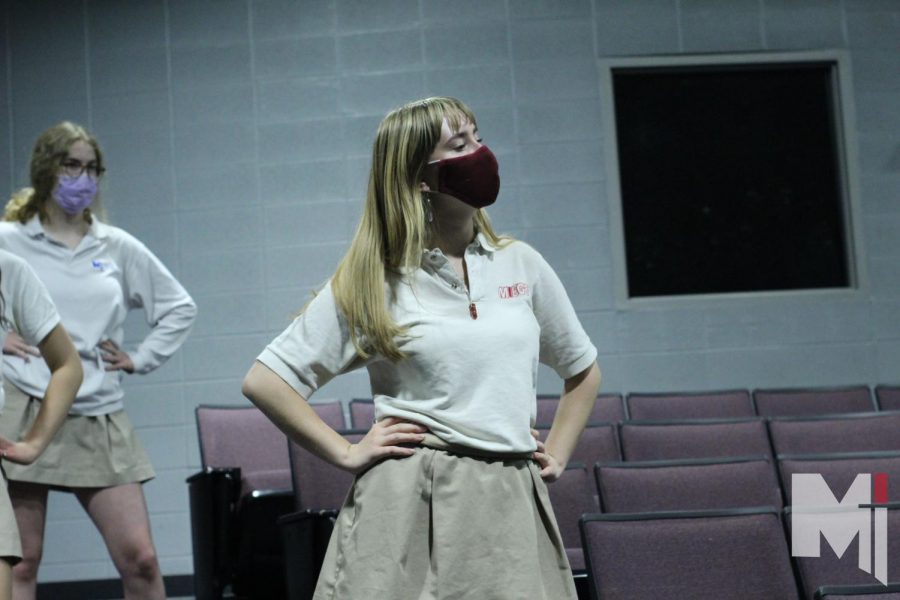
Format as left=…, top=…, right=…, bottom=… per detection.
left=121, top=239, right=198, bottom=374
left=531, top=252, right=598, bottom=379
left=257, top=282, right=367, bottom=400
left=3, top=253, right=61, bottom=346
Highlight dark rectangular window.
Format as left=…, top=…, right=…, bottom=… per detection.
left=612, top=61, right=851, bottom=298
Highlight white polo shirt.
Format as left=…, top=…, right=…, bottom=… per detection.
left=0, top=216, right=197, bottom=416
left=259, top=234, right=598, bottom=454
left=0, top=249, right=61, bottom=412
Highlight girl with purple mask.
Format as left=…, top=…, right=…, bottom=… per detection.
left=243, top=97, right=601, bottom=598
left=0, top=122, right=197, bottom=600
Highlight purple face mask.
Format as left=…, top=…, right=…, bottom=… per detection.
left=429, top=145, right=501, bottom=209
left=53, top=173, right=97, bottom=215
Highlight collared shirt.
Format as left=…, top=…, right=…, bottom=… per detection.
left=0, top=216, right=197, bottom=415
left=0, top=249, right=60, bottom=412
left=259, top=234, right=598, bottom=453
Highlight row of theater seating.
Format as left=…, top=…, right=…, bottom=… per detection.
left=186, top=384, right=900, bottom=599
left=554, top=454, right=900, bottom=599
left=342, top=384, right=900, bottom=428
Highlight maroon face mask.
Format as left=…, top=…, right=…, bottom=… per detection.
left=429, top=145, right=500, bottom=209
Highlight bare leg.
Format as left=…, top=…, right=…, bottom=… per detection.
left=0, top=559, right=12, bottom=600
left=75, top=484, right=165, bottom=600
left=8, top=482, right=48, bottom=600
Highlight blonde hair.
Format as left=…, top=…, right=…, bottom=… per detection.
left=4, top=121, right=106, bottom=224
left=331, top=97, right=509, bottom=361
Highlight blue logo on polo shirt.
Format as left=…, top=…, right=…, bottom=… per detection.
left=92, top=259, right=110, bottom=271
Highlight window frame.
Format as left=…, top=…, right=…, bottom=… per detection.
left=599, top=50, right=867, bottom=309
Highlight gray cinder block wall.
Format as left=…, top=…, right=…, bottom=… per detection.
left=1, top=0, right=897, bottom=584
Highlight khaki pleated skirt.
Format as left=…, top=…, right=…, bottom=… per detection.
left=0, top=465, right=21, bottom=564
left=313, top=434, right=577, bottom=600
left=0, top=382, right=155, bottom=489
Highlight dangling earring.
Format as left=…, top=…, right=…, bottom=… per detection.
left=424, top=195, right=434, bottom=223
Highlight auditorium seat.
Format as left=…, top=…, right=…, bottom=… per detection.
left=536, top=393, right=626, bottom=426
left=188, top=401, right=343, bottom=600
left=280, top=429, right=366, bottom=599
left=536, top=423, right=621, bottom=466
left=545, top=462, right=599, bottom=594
left=767, top=412, right=900, bottom=456
left=579, top=507, right=798, bottom=599
left=754, top=386, right=875, bottom=417
left=625, top=389, right=753, bottom=420
left=596, top=455, right=781, bottom=513
left=619, top=418, right=772, bottom=461
left=188, top=405, right=293, bottom=599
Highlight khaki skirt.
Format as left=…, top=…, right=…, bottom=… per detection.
left=0, top=382, right=155, bottom=489
left=0, top=465, right=21, bottom=564
left=313, top=434, right=577, bottom=600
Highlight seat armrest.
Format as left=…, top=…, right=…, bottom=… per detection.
left=187, top=467, right=242, bottom=600
left=232, top=489, right=295, bottom=598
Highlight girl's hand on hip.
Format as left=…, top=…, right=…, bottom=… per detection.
left=3, top=331, right=40, bottom=362
left=533, top=438, right=564, bottom=483
left=99, top=339, right=134, bottom=373
left=0, top=435, right=41, bottom=465
left=341, top=417, right=427, bottom=474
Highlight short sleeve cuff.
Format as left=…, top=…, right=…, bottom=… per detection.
left=552, top=345, right=598, bottom=380
left=257, top=347, right=317, bottom=401
left=27, top=314, right=61, bottom=348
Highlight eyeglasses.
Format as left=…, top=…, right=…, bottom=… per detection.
left=60, top=159, right=106, bottom=180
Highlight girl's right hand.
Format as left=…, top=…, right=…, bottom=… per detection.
left=3, top=331, right=40, bottom=361
left=341, top=417, right=427, bottom=474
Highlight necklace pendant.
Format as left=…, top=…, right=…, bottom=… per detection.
left=469, top=302, right=478, bottom=320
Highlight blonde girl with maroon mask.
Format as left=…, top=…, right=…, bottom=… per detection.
left=244, top=97, right=600, bottom=599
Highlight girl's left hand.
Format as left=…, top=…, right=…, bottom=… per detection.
left=0, top=435, right=41, bottom=465
left=533, top=437, right=564, bottom=483
left=99, top=340, right=134, bottom=373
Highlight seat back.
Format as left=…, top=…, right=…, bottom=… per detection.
left=311, top=399, right=347, bottom=430
left=754, top=386, right=875, bottom=417
left=349, top=398, right=376, bottom=429
left=619, top=418, right=772, bottom=461
left=289, top=430, right=365, bottom=511
left=580, top=508, right=798, bottom=600
left=196, top=405, right=292, bottom=493
left=537, top=423, right=621, bottom=466
left=777, top=451, right=900, bottom=506
left=546, top=463, right=600, bottom=572
left=876, top=386, right=900, bottom=412
left=786, top=504, right=900, bottom=599
left=626, top=389, right=753, bottom=420
left=768, top=412, right=900, bottom=456
left=596, top=455, right=782, bottom=513
left=536, top=393, right=625, bottom=426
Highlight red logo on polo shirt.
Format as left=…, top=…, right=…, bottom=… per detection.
left=498, top=283, right=529, bottom=299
